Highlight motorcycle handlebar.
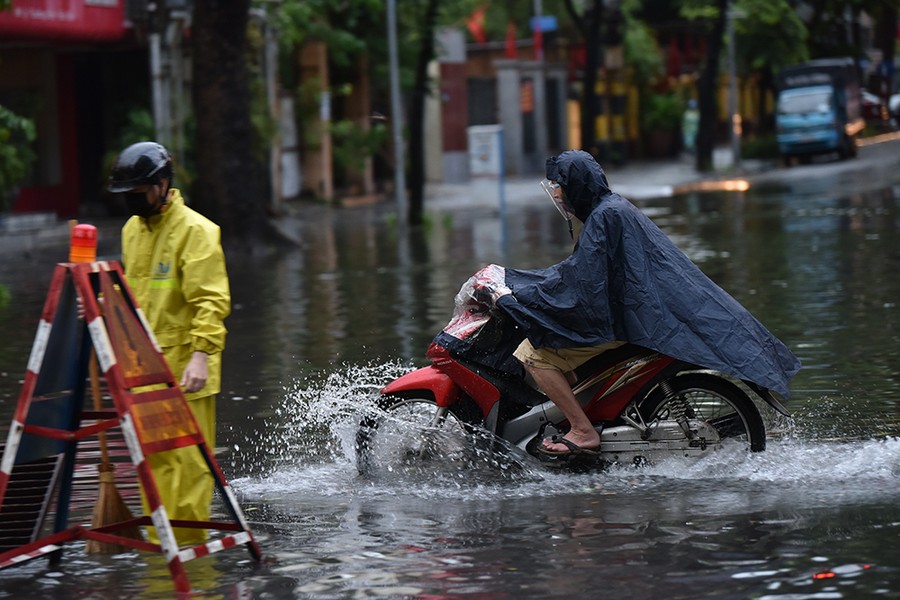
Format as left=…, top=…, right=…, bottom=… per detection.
left=470, top=283, right=496, bottom=308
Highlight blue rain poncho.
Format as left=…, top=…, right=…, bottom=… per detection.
left=497, top=151, right=800, bottom=397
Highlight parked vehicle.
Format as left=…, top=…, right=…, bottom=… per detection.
left=890, top=92, right=900, bottom=127
left=356, top=267, right=791, bottom=473
left=861, top=90, right=889, bottom=123
left=776, top=58, right=864, bottom=163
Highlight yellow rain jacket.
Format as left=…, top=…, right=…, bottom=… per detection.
left=121, top=189, right=231, bottom=401
left=122, top=188, right=230, bottom=545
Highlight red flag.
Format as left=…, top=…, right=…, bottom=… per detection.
left=505, top=21, right=517, bottom=58
left=466, top=4, right=487, bottom=44
left=666, top=36, right=681, bottom=77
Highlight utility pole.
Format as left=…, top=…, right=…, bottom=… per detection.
left=533, top=0, right=544, bottom=61
left=147, top=2, right=189, bottom=164
left=149, top=2, right=167, bottom=146
left=532, top=0, right=548, bottom=166
left=387, top=0, right=407, bottom=224
left=727, top=0, right=741, bottom=170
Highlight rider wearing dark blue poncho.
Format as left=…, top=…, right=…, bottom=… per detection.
left=495, top=150, right=800, bottom=455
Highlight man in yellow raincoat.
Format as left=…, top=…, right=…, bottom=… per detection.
left=108, top=141, right=230, bottom=546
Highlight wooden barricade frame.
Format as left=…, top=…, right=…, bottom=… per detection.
left=0, top=260, right=261, bottom=594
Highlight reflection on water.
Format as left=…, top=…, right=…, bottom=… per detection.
left=234, top=414, right=899, bottom=597
left=1, top=182, right=899, bottom=597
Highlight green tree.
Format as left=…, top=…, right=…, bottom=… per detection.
left=622, top=2, right=665, bottom=87
left=733, top=0, right=808, bottom=133
left=0, top=105, right=37, bottom=211
left=277, top=0, right=395, bottom=202
left=405, top=0, right=441, bottom=226
left=276, top=0, right=377, bottom=63
left=277, top=0, right=485, bottom=225
left=622, top=1, right=671, bottom=154
left=677, top=0, right=727, bottom=172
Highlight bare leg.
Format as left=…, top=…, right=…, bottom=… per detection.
left=526, top=364, right=600, bottom=451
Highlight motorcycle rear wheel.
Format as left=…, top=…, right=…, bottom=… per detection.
left=638, top=374, right=767, bottom=452
left=355, top=395, right=477, bottom=475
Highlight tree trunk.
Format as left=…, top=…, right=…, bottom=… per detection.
left=758, top=66, right=774, bottom=134
left=565, top=0, right=604, bottom=155
left=874, top=4, right=897, bottom=99
left=695, top=0, right=727, bottom=173
left=407, top=0, right=439, bottom=227
left=192, top=0, right=267, bottom=247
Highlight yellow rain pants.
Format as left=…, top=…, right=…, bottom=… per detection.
left=123, top=188, right=230, bottom=546
left=141, top=395, right=215, bottom=545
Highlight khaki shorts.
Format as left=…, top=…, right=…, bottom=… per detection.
left=513, top=337, right=626, bottom=372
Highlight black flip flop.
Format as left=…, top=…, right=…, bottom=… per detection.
left=537, top=435, right=600, bottom=457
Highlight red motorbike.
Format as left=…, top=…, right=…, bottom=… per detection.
left=356, top=266, right=791, bottom=472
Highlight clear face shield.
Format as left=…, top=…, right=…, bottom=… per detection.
left=540, top=179, right=575, bottom=239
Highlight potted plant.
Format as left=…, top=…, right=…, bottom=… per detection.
left=642, top=92, right=683, bottom=157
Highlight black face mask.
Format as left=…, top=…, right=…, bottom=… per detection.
left=123, top=190, right=160, bottom=218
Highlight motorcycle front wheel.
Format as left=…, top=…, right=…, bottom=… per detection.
left=638, top=373, right=767, bottom=452
left=355, top=395, right=477, bottom=476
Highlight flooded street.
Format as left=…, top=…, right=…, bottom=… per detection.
left=1, top=171, right=899, bottom=598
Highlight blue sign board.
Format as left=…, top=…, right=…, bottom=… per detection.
left=530, top=15, right=558, bottom=32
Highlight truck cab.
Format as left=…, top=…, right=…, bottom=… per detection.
left=776, top=58, right=865, bottom=164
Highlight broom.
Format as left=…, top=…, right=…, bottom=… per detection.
left=85, top=348, right=144, bottom=553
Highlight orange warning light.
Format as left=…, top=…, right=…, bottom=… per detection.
left=69, top=224, right=97, bottom=263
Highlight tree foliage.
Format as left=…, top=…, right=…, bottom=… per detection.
left=672, top=0, right=810, bottom=169
left=190, top=0, right=896, bottom=230
left=734, top=0, right=808, bottom=73
left=621, top=1, right=665, bottom=87
left=733, top=0, right=809, bottom=133
left=275, top=0, right=487, bottom=224
left=276, top=0, right=384, bottom=68
left=0, top=105, right=37, bottom=210
left=676, top=0, right=727, bottom=171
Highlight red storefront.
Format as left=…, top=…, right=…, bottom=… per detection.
left=0, top=1, right=136, bottom=217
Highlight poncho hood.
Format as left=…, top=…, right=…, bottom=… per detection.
left=546, top=149, right=611, bottom=222
left=499, top=153, right=801, bottom=397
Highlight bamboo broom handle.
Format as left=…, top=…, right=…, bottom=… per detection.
left=89, top=348, right=111, bottom=465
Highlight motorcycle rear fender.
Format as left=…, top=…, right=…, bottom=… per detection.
left=630, top=361, right=793, bottom=418
left=380, top=365, right=460, bottom=407
left=744, top=381, right=792, bottom=416
left=653, top=367, right=793, bottom=417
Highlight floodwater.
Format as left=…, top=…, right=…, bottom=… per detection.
left=0, top=174, right=899, bottom=599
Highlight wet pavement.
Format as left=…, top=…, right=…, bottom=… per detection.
left=2, top=138, right=900, bottom=598
left=5, top=137, right=900, bottom=256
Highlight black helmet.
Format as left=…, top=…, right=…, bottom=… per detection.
left=108, top=141, right=173, bottom=193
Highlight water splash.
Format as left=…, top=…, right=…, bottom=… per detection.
left=620, top=436, right=900, bottom=481
left=233, top=362, right=900, bottom=506
left=260, top=360, right=412, bottom=470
